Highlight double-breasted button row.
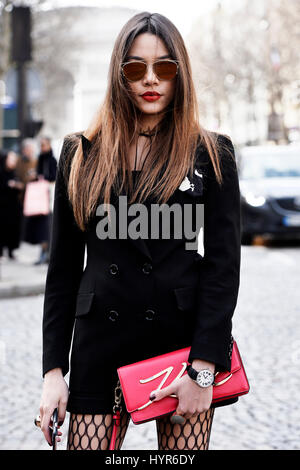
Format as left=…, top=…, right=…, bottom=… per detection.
left=109, top=262, right=153, bottom=275
left=107, top=309, right=156, bottom=321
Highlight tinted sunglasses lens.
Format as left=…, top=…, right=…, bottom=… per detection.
left=123, top=62, right=146, bottom=81
left=154, top=61, right=178, bottom=80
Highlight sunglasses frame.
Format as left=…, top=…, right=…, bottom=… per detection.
left=121, top=59, right=179, bottom=82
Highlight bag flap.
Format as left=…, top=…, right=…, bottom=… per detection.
left=118, top=347, right=190, bottom=413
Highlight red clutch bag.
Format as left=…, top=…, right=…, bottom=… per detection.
left=109, top=339, right=249, bottom=449
left=119, top=339, right=249, bottom=424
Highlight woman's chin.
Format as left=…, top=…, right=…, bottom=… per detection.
left=138, top=105, right=165, bottom=116
left=134, top=99, right=164, bottom=115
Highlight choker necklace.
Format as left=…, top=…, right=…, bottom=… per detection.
left=139, top=132, right=154, bottom=138
left=138, top=126, right=161, bottom=138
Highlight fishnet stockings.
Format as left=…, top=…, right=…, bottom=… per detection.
left=156, top=408, right=215, bottom=450
left=66, top=407, right=215, bottom=450
left=66, top=410, right=130, bottom=450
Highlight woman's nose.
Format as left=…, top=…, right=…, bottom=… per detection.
left=142, top=64, right=159, bottom=85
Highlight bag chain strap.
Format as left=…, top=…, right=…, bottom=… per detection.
left=109, top=379, right=123, bottom=450
left=113, top=379, right=123, bottom=414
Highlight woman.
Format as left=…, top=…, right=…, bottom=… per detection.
left=39, top=12, right=241, bottom=451
left=0, top=150, right=24, bottom=259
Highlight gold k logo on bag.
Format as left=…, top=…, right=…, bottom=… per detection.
left=135, top=363, right=188, bottom=411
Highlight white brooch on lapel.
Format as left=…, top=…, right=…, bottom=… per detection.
left=195, top=169, right=203, bottom=178
left=179, top=176, right=194, bottom=192
left=178, top=168, right=203, bottom=196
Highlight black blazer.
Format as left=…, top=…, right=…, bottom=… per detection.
left=42, top=132, right=241, bottom=388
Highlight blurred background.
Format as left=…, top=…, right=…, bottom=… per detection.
left=0, top=0, right=299, bottom=451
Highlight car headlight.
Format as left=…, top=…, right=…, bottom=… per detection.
left=244, top=192, right=266, bottom=207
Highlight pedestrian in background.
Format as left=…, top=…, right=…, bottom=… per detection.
left=19, top=138, right=39, bottom=256
left=0, top=149, right=24, bottom=259
left=16, top=138, right=38, bottom=191
left=33, top=136, right=57, bottom=265
left=20, top=137, right=57, bottom=264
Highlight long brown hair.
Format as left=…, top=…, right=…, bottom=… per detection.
left=66, top=12, right=226, bottom=231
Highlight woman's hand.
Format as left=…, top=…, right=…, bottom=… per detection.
left=39, top=368, right=69, bottom=445
left=149, top=375, right=213, bottom=421
left=149, top=359, right=215, bottom=422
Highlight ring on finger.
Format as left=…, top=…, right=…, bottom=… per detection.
left=34, top=415, right=41, bottom=428
left=170, top=414, right=185, bottom=425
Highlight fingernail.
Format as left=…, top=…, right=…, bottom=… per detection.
left=149, top=393, right=156, bottom=401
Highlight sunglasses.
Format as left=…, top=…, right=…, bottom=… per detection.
left=121, top=59, right=179, bottom=82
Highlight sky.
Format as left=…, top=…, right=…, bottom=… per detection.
left=49, top=0, right=237, bottom=37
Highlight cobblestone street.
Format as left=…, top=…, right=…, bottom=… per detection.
left=0, top=243, right=299, bottom=450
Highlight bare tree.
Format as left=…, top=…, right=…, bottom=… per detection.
left=188, top=0, right=300, bottom=143
left=0, top=1, right=49, bottom=77
left=0, top=1, right=87, bottom=137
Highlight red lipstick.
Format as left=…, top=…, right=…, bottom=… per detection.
left=141, top=91, right=161, bottom=102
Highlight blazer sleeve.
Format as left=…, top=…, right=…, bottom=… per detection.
left=42, top=135, right=86, bottom=378
left=188, top=135, right=241, bottom=373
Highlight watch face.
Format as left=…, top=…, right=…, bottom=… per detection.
left=196, top=369, right=214, bottom=387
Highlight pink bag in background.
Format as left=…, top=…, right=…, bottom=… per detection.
left=23, top=179, right=50, bottom=216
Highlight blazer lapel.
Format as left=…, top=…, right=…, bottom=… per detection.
left=118, top=182, right=153, bottom=261
left=129, top=235, right=153, bottom=261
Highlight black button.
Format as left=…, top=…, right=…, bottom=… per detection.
left=109, top=264, right=119, bottom=275
left=108, top=310, right=119, bottom=321
left=145, top=309, right=155, bottom=320
left=142, top=262, right=152, bottom=274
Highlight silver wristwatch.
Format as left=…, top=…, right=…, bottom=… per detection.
left=186, top=365, right=215, bottom=388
